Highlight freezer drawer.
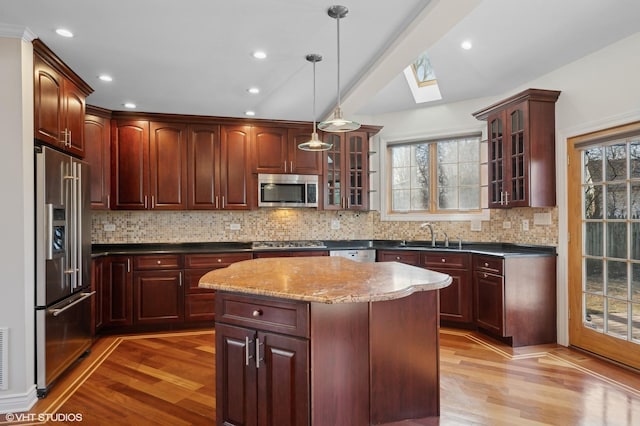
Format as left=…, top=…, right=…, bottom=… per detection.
left=36, top=291, right=94, bottom=396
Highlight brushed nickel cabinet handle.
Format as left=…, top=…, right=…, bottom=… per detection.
left=252, top=309, right=262, bottom=317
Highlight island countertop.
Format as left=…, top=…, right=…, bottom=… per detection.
left=199, top=256, right=451, bottom=303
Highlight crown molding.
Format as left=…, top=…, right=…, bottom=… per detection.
left=0, top=24, right=37, bottom=41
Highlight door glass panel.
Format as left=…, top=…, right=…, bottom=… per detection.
left=581, top=138, right=639, bottom=342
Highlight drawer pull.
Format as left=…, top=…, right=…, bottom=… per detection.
left=157, top=260, right=161, bottom=265
left=441, top=258, right=446, bottom=263
left=252, top=309, right=263, bottom=317
left=396, top=256, right=401, bottom=260
left=484, top=262, right=489, bottom=267
left=217, top=258, right=222, bottom=263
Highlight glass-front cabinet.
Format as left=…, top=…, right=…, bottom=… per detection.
left=474, top=88, right=560, bottom=208
left=324, top=131, right=369, bottom=210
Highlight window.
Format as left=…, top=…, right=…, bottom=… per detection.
left=388, top=135, right=483, bottom=214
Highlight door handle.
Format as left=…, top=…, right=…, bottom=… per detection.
left=50, top=291, right=95, bottom=317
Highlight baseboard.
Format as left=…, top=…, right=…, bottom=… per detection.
left=0, top=385, right=38, bottom=415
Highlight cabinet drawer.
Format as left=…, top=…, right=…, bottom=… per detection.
left=421, top=252, right=469, bottom=269
left=377, top=250, right=420, bottom=265
left=184, top=268, right=216, bottom=293
left=134, top=254, right=182, bottom=270
left=216, top=292, right=309, bottom=338
left=473, top=255, right=504, bottom=275
left=184, top=252, right=252, bottom=268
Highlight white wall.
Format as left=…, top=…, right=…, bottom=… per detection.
left=369, top=31, right=640, bottom=346
left=0, top=35, right=37, bottom=413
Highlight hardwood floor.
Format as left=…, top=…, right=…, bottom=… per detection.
left=9, top=328, right=640, bottom=425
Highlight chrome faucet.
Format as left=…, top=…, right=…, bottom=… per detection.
left=442, top=231, right=449, bottom=248
left=420, top=222, right=436, bottom=247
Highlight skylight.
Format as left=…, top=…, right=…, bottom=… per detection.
left=403, top=51, right=442, bottom=104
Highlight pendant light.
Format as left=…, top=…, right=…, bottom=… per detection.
left=298, top=53, right=333, bottom=151
left=318, top=5, right=361, bottom=133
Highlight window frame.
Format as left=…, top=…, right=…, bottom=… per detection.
left=379, top=131, right=490, bottom=222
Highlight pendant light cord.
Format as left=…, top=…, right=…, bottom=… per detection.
left=313, top=59, right=317, bottom=132
left=336, top=14, right=341, bottom=109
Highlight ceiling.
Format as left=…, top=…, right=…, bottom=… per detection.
left=1, top=0, right=639, bottom=123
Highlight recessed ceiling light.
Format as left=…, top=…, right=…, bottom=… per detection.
left=245, top=110, right=256, bottom=116
left=55, top=28, right=74, bottom=38
left=247, top=87, right=260, bottom=94
left=252, top=51, right=267, bottom=60
left=123, top=103, right=136, bottom=109
left=98, top=74, right=113, bottom=82
left=461, top=40, right=472, bottom=50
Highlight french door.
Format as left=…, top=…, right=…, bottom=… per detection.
left=567, top=121, right=640, bottom=369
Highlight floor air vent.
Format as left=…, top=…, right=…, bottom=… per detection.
left=0, top=327, right=7, bottom=390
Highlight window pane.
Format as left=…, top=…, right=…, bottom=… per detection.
left=438, top=187, right=458, bottom=210
left=392, top=145, right=410, bottom=167
left=632, top=263, right=640, bottom=302
left=607, top=260, right=627, bottom=298
left=631, top=141, right=640, bottom=179
left=410, top=188, right=429, bottom=210
left=585, top=258, right=604, bottom=294
left=584, top=222, right=603, bottom=256
left=437, top=140, right=458, bottom=163
left=607, top=222, right=627, bottom=259
left=392, top=189, right=410, bottom=211
left=633, top=303, right=640, bottom=341
left=607, top=300, right=628, bottom=339
left=584, top=184, right=603, bottom=219
left=438, top=164, right=458, bottom=187
left=459, top=138, right=480, bottom=162
left=606, top=183, right=627, bottom=219
left=584, top=147, right=603, bottom=183
left=632, top=223, right=640, bottom=260
left=606, top=144, right=627, bottom=181
left=631, top=182, right=640, bottom=219
left=585, top=293, right=604, bottom=331
left=459, top=187, right=480, bottom=209
left=392, top=167, right=410, bottom=189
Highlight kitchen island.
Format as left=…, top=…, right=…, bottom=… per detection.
left=199, top=256, right=452, bottom=426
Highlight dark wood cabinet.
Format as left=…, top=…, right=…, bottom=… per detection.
left=422, top=251, right=472, bottom=324
left=376, top=250, right=419, bottom=265
left=215, top=294, right=310, bottom=426
left=473, top=254, right=556, bottom=346
left=253, top=126, right=321, bottom=175
left=84, top=106, right=111, bottom=209
left=132, top=254, right=183, bottom=324
left=189, top=123, right=253, bottom=210
left=33, top=40, right=92, bottom=158
left=102, top=256, right=133, bottom=328
left=183, top=252, right=252, bottom=322
left=111, top=120, right=187, bottom=210
left=473, top=88, right=560, bottom=208
left=323, top=131, right=369, bottom=210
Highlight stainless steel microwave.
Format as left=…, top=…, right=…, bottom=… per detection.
left=258, top=173, right=318, bottom=208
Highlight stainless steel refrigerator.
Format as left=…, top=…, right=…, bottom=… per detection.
left=34, top=145, right=93, bottom=397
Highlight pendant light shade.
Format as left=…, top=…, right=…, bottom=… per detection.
left=318, top=5, right=361, bottom=133
left=298, top=53, right=333, bottom=152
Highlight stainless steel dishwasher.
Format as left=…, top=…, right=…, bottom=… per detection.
left=329, top=249, right=376, bottom=263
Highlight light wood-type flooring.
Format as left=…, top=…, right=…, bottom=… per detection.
left=6, top=328, right=640, bottom=425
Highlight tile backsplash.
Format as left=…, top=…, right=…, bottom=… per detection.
left=91, top=207, right=558, bottom=247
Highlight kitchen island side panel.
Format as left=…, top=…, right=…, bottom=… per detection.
left=310, top=302, right=370, bottom=426
left=370, top=290, right=440, bottom=423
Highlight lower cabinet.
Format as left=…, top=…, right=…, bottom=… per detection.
left=473, top=254, right=556, bottom=346
left=102, top=255, right=133, bottom=328
left=421, top=251, right=472, bottom=324
left=215, top=323, right=309, bottom=426
left=133, top=254, right=184, bottom=324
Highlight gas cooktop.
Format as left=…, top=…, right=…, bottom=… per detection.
left=251, top=240, right=327, bottom=249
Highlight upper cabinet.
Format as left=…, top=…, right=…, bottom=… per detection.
left=323, top=131, right=369, bottom=210
left=33, top=40, right=93, bottom=158
left=84, top=106, right=111, bottom=209
left=187, top=124, right=253, bottom=210
left=253, top=126, right=322, bottom=175
left=473, top=88, right=560, bottom=208
left=111, top=120, right=188, bottom=210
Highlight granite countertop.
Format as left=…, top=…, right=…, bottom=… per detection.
left=198, top=257, right=452, bottom=304
left=92, top=240, right=556, bottom=257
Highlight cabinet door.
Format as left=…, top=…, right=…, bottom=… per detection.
left=474, top=271, right=504, bottom=335
left=288, top=128, right=322, bottom=175
left=345, top=131, right=369, bottom=210
left=149, top=122, right=187, bottom=209
left=134, top=270, right=184, bottom=324
left=437, top=269, right=472, bottom=323
left=34, top=54, right=63, bottom=147
left=504, top=103, right=529, bottom=207
left=103, top=256, right=133, bottom=327
left=111, top=120, right=149, bottom=209
left=216, top=323, right=258, bottom=426
left=324, top=133, right=343, bottom=210
left=220, top=125, right=253, bottom=210
left=187, top=124, right=220, bottom=209
left=63, top=80, right=86, bottom=157
left=257, top=331, right=309, bottom=426
left=91, top=258, right=104, bottom=335
left=84, top=113, right=111, bottom=209
left=487, top=112, right=506, bottom=208
left=253, top=127, right=288, bottom=173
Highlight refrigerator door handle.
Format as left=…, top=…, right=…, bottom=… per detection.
left=49, top=291, right=95, bottom=317
left=44, top=203, right=53, bottom=260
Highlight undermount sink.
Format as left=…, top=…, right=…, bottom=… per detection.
left=391, top=240, right=461, bottom=250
